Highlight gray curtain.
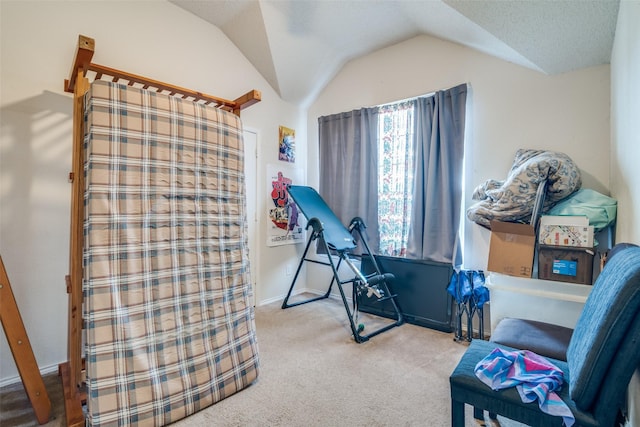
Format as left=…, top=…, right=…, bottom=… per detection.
left=318, top=107, right=380, bottom=253
left=406, top=83, right=467, bottom=264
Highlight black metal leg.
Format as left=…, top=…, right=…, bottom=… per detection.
left=456, top=304, right=460, bottom=340
left=281, top=232, right=313, bottom=308
left=467, top=300, right=474, bottom=341
left=281, top=212, right=403, bottom=343
left=451, top=400, right=466, bottom=427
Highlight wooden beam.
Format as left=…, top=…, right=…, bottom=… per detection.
left=67, top=69, right=90, bottom=396
left=64, top=34, right=261, bottom=116
left=64, top=35, right=94, bottom=93
left=0, top=256, right=52, bottom=424
left=58, top=362, right=85, bottom=427
left=87, top=63, right=241, bottom=110
left=233, top=89, right=262, bottom=116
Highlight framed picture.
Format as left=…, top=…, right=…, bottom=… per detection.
left=278, top=126, right=295, bottom=163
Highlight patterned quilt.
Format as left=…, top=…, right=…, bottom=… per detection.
left=83, top=80, right=259, bottom=426
left=466, top=149, right=582, bottom=228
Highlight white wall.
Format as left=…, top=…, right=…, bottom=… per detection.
left=0, top=0, right=305, bottom=383
left=307, top=34, right=611, bottom=291
left=610, top=1, right=640, bottom=423
left=611, top=1, right=640, bottom=245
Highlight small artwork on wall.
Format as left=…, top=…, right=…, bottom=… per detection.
left=278, top=125, right=295, bottom=163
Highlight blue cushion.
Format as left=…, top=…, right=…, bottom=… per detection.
left=566, top=246, right=640, bottom=409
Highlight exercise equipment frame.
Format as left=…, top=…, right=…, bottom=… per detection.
left=281, top=186, right=404, bottom=343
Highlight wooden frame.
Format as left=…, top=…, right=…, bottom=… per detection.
left=1, top=257, right=52, bottom=424
left=61, top=34, right=261, bottom=427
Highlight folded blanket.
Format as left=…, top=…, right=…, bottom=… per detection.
left=467, top=149, right=582, bottom=228
left=474, top=348, right=575, bottom=427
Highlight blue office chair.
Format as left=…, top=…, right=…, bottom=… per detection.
left=450, top=245, right=640, bottom=426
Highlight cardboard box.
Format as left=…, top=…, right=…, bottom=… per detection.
left=538, top=245, right=595, bottom=285
left=538, top=215, right=594, bottom=248
left=488, top=220, right=536, bottom=278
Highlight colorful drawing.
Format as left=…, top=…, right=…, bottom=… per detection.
left=270, top=171, right=293, bottom=230
left=267, top=165, right=304, bottom=246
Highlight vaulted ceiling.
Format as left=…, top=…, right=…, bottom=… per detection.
left=171, top=0, right=620, bottom=108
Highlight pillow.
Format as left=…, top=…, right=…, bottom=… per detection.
left=547, top=188, right=617, bottom=231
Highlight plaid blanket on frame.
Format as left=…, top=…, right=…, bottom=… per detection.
left=83, top=80, right=259, bottom=426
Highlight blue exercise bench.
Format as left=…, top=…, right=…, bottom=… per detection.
left=281, top=185, right=404, bottom=343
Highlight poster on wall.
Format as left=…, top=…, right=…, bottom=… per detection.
left=278, top=126, right=296, bottom=163
left=266, top=164, right=305, bottom=247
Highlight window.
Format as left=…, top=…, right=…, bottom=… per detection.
left=318, top=83, right=467, bottom=263
left=377, top=101, right=414, bottom=257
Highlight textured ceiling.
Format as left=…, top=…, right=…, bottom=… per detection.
left=171, top=0, right=620, bottom=108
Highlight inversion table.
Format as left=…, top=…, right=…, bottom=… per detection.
left=281, top=185, right=404, bottom=343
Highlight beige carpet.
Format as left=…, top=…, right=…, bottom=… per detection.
left=1, top=295, right=526, bottom=426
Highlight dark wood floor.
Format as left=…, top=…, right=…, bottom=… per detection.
left=0, top=372, right=65, bottom=427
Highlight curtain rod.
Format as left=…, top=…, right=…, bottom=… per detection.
left=374, top=91, right=435, bottom=109
left=374, top=82, right=469, bottom=109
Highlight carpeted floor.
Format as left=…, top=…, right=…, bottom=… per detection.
left=1, top=295, right=527, bottom=426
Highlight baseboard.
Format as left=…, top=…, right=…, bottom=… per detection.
left=0, top=362, right=60, bottom=388
left=257, top=287, right=350, bottom=307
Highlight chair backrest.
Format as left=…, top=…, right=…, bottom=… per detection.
left=566, top=245, right=640, bottom=418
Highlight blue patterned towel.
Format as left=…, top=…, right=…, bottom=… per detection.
left=474, top=348, right=575, bottom=427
